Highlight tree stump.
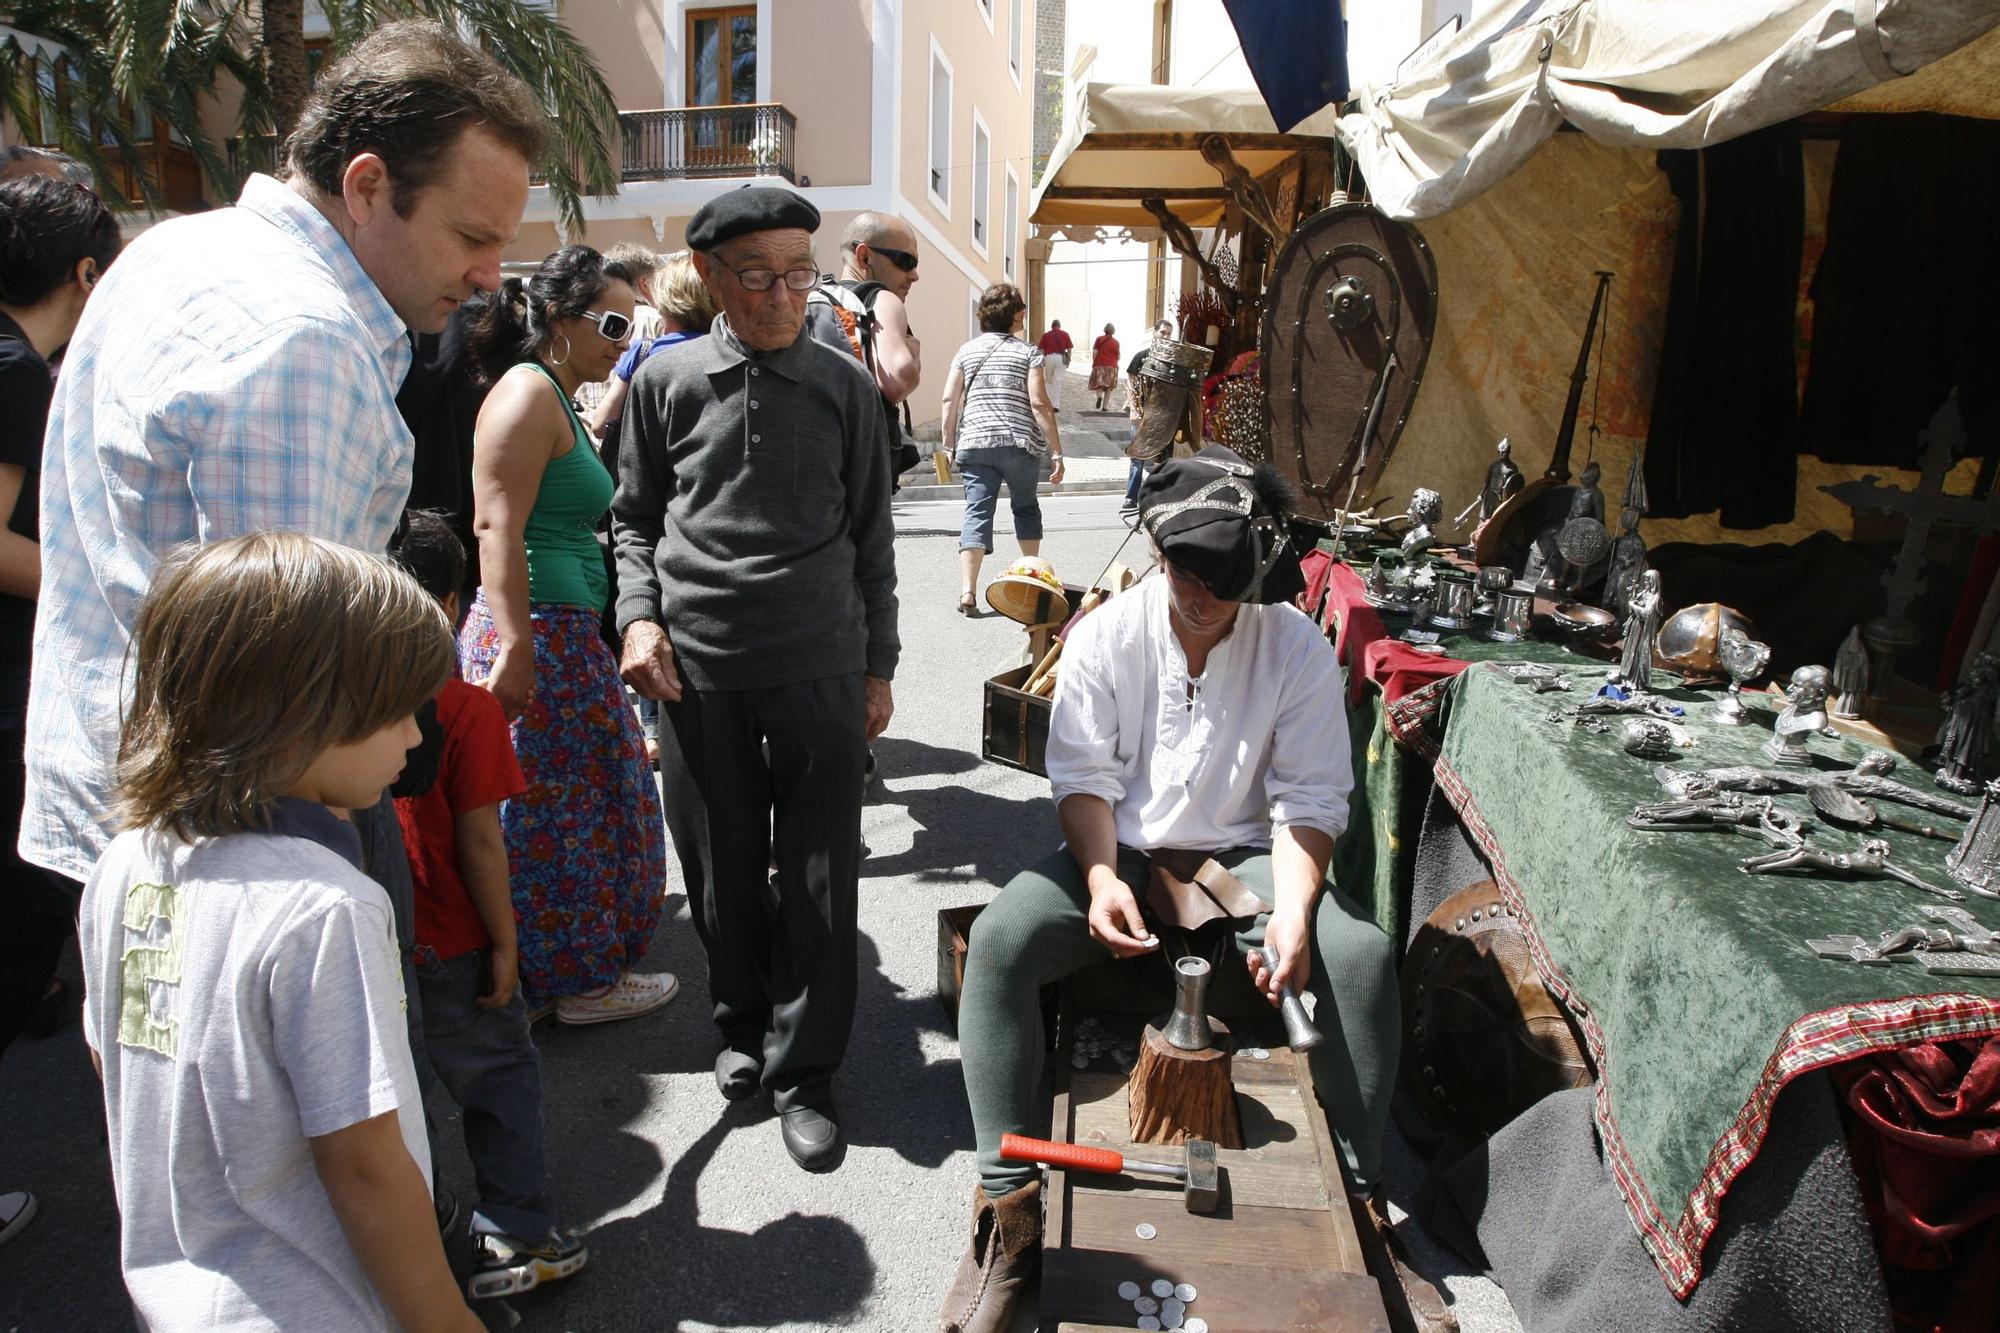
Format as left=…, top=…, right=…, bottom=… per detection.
left=1127, top=1019, right=1243, bottom=1148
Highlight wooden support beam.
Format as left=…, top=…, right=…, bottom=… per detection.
left=1199, top=135, right=1286, bottom=242
left=1140, top=196, right=1239, bottom=313
left=1040, top=186, right=1231, bottom=201
left=1091, top=131, right=1323, bottom=151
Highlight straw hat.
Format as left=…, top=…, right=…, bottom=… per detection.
left=985, top=557, right=1070, bottom=625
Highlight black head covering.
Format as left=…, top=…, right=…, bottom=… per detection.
left=1139, top=445, right=1305, bottom=605
left=685, top=186, right=821, bottom=250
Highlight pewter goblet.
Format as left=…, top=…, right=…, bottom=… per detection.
left=1715, top=627, right=1772, bottom=726
left=1476, top=565, right=1514, bottom=610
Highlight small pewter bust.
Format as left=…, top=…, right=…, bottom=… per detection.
left=1764, top=665, right=1830, bottom=766
left=1401, top=488, right=1444, bottom=560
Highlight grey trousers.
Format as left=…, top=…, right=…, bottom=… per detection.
left=959, top=845, right=1401, bottom=1197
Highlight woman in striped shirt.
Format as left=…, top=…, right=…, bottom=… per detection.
left=941, top=284, right=1066, bottom=616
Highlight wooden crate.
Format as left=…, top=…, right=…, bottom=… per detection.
left=1041, top=1012, right=1390, bottom=1333
left=982, top=663, right=1054, bottom=775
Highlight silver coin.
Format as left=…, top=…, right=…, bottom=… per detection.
left=1185, top=1320, right=1210, bottom=1333
left=1175, top=1283, right=1197, bottom=1303
left=1138, top=1319, right=1162, bottom=1332
left=1248, top=1046, right=1270, bottom=1060
left=1134, top=1295, right=1159, bottom=1315
left=1135, top=1222, right=1157, bottom=1240
left=1164, top=1297, right=1186, bottom=1317
left=1117, top=1281, right=1141, bottom=1301
left=1151, top=1278, right=1175, bottom=1298
left=1162, top=1312, right=1185, bottom=1331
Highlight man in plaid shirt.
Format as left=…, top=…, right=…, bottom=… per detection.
left=21, top=23, right=541, bottom=889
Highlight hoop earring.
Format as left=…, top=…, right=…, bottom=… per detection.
left=547, top=332, right=571, bottom=367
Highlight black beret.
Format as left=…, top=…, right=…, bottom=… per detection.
left=685, top=186, right=821, bottom=250
left=1139, top=445, right=1305, bottom=605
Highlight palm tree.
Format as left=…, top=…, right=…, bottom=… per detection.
left=0, top=0, right=619, bottom=234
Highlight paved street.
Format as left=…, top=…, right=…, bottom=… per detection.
left=0, top=491, right=1142, bottom=1333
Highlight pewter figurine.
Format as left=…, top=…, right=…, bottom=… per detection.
left=1808, top=906, right=2000, bottom=976
left=1945, top=777, right=2000, bottom=898
left=1763, top=665, right=1830, bottom=766
left=1454, top=435, right=1524, bottom=532
left=1739, top=837, right=1965, bottom=902
left=1934, top=652, right=1998, bottom=794
left=1401, top=487, right=1444, bottom=560
left=1830, top=625, right=1869, bottom=721
left=1657, top=753, right=1977, bottom=823
left=1627, top=792, right=1806, bottom=848
left=1602, top=508, right=1649, bottom=617
left=1714, top=627, right=1772, bottom=726
left=1610, top=569, right=1662, bottom=693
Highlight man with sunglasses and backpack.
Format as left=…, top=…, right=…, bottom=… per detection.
left=810, top=213, right=924, bottom=484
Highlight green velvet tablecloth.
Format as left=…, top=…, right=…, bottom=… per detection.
left=1433, top=660, right=2000, bottom=1296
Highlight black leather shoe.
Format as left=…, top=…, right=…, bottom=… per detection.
left=715, top=1048, right=761, bottom=1101
left=778, top=1104, right=845, bottom=1172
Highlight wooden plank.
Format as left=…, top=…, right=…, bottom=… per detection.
left=1043, top=1247, right=1390, bottom=1332
left=1062, top=1182, right=1345, bottom=1267
left=1292, top=1032, right=1368, bottom=1278
left=1042, top=185, right=1233, bottom=201
left=1087, top=131, right=1325, bottom=152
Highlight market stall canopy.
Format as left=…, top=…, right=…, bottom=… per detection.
left=1338, top=0, right=2000, bottom=220
left=1030, top=82, right=1340, bottom=233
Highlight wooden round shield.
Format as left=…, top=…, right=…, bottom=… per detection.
left=1260, top=203, right=1438, bottom=519
left=1403, top=882, right=1594, bottom=1144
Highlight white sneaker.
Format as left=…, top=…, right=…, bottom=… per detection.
left=556, top=972, right=679, bottom=1025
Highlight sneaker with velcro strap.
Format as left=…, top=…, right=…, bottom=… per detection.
left=467, top=1227, right=589, bottom=1300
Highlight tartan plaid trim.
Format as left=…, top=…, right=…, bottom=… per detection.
left=1382, top=674, right=1456, bottom=759
left=1432, top=741, right=2000, bottom=1298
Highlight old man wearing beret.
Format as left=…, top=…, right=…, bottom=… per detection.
left=612, top=187, right=899, bottom=1172
left=937, top=446, right=1399, bottom=1333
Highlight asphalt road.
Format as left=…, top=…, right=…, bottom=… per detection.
left=0, top=492, right=1141, bottom=1333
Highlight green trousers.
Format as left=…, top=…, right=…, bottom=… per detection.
left=959, top=845, right=1400, bottom=1197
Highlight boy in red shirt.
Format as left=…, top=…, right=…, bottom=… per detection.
left=391, top=510, right=588, bottom=1300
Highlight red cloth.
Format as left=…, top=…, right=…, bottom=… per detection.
left=1091, top=334, right=1120, bottom=368
left=1298, top=548, right=1335, bottom=624
left=1833, top=1037, right=2000, bottom=1333
left=1360, top=639, right=1473, bottom=709
left=1037, top=328, right=1073, bottom=358
left=1324, top=562, right=1391, bottom=703
left=394, top=679, right=528, bottom=960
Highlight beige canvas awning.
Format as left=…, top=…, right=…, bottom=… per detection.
left=1029, top=82, right=1339, bottom=232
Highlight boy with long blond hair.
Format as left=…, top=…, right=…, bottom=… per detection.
left=80, top=532, right=480, bottom=1332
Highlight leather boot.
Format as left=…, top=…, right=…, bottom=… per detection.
left=936, top=1179, right=1042, bottom=1333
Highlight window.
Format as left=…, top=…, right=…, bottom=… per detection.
left=687, top=6, right=758, bottom=107
left=976, top=0, right=994, bottom=32
left=1003, top=165, right=1020, bottom=280
left=971, top=113, right=991, bottom=255
left=1008, top=0, right=1023, bottom=81
left=927, top=41, right=952, bottom=213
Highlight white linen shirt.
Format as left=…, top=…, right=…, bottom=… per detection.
left=1046, top=575, right=1352, bottom=852
left=23, top=175, right=414, bottom=881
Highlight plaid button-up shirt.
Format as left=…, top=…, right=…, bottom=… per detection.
left=23, top=175, right=414, bottom=881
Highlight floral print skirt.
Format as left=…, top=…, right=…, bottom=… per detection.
left=460, top=594, right=666, bottom=998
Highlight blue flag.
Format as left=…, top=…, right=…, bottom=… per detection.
left=1220, top=0, right=1349, bottom=132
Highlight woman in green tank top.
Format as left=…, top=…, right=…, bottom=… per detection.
left=460, top=245, right=676, bottom=1027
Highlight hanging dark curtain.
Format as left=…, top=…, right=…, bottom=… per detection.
left=1799, top=114, right=2000, bottom=473
left=1642, top=122, right=1805, bottom=529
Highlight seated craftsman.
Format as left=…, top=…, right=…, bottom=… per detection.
left=939, top=446, right=1400, bottom=1333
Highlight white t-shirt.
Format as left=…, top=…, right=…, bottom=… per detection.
left=1046, top=574, right=1352, bottom=851
left=80, top=810, right=429, bottom=1332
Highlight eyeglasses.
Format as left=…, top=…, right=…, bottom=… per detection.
left=581, top=309, right=633, bottom=342
left=720, top=263, right=820, bottom=293
left=867, top=245, right=920, bottom=273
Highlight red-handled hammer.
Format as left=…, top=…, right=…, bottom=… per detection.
left=1000, top=1133, right=1220, bottom=1214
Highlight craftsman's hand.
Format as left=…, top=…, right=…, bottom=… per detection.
left=1085, top=868, right=1158, bottom=958
left=620, top=619, right=683, bottom=702
left=477, top=943, right=519, bottom=1010
left=864, top=676, right=894, bottom=741
left=1250, top=911, right=1312, bottom=1005
left=481, top=646, right=534, bottom=721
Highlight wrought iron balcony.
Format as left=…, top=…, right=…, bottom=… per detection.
left=617, top=103, right=797, bottom=183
